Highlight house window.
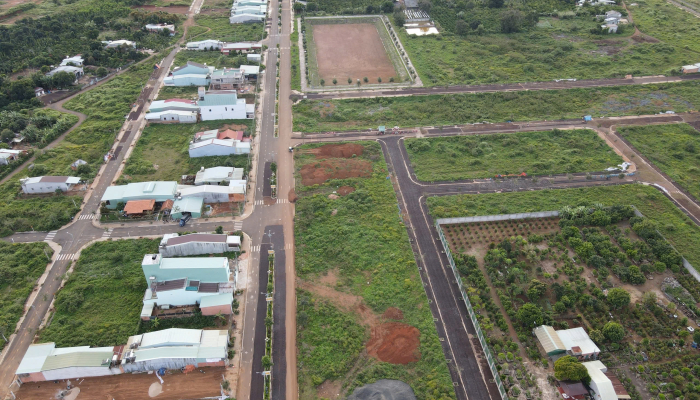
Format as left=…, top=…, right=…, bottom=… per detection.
left=209, top=109, right=212, bottom=112
left=225, top=107, right=227, bottom=111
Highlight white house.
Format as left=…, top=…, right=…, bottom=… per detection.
left=46, top=66, right=84, bottom=79
left=682, top=63, right=700, bottom=73
left=194, top=166, right=244, bottom=185
left=179, top=182, right=246, bottom=203
left=20, top=176, right=80, bottom=194
left=60, top=55, right=84, bottom=67
left=189, top=139, right=251, bottom=157
left=159, top=233, right=241, bottom=257
left=221, top=41, right=262, bottom=55
left=197, top=93, right=248, bottom=121
left=0, top=149, right=24, bottom=165
left=186, top=40, right=224, bottom=50
left=145, top=110, right=198, bottom=123
left=582, top=361, right=630, bottom=400
left=34, top=87, right=45, bottom=97
left=145, top=23, right=175, bottom=33
left=230, top=13, right=266, bottom=23
left=103, top=40, right=136, bottom=49
left=148, top=99, right=200, bottom=113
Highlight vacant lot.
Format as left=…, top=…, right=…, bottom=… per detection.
left=194, top=14, right=264, bottom=42
left=294, top=142, right=454, bottom=399
left=618, top=123, right=700, bottom=201
left=405, top=129, right=622, bottom=181
left=312, top=23, right=396, bottom=84
left=122, top=120, right=252, bottom=182
left=293, top=80, right=700, bottom=132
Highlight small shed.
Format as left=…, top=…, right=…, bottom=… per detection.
left=533, top=325, right=566, bottom=356
left=123, top=199, right=156, bottom=216
left=200, top=292, right=234, bottom=315
left=171, top=197, right=204, bottom=219
left=378, top=126, right=386, bottom=134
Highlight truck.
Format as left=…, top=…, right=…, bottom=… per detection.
left=179, top=214, right=192, bottom=227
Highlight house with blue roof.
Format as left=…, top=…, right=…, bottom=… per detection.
left=101, top=181, right=178, bottom=209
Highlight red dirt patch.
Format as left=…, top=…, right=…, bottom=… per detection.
left=382, top=307, right=404, bottom=320
left=337, top=186, right=356, bottom=196
left=366, top=322, right=420, bottom=364
left=312, top=23, right=398, bottom=84
left=309, top=143, right=365, bottom=158
left=288, top=188, right=298, bottom=203
left=131, top=4, right=190, bottom=14
left=300, top=158, right=372, bottom=185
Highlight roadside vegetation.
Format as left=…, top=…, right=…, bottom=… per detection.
left=294, top=142, right=454, bottom=399
left=618, top=123, right=700, bottom=201
left=405, top=129, right=622, bottom=181
left=428, top=184, right=700, bottom=269
left=173, top=51, right=254, bottom=70
left=291, top=30, right=301, bottom=91
left=193, top=15, right=264, bottom=42
left=122, top=119, right=252, bottom=182
left=0, top=242, right=53, bottom=351
left=293, top=81, right=700, bottom=132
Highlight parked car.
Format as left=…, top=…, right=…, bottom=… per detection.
left=179, top=214, right=192, bottom=227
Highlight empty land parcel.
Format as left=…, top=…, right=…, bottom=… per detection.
left=397, top=0, right=700, bottom=85
left=303, top=17, right=407, bottom=87
left=294, top=142, right=454, bottom=399
left=292, top=81, right=700, bottom=132
left=618, top=123, right=700, bottom=201
left=404, top=129, right=623, bottom=181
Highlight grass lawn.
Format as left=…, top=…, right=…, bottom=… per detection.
left=619, top=123, right=700, bottom=201
left=427, top=184, right=700, bottom=270
left=405, top=129, right=622, bottom=181
left=398, top=0, right=700, bottom=85
left=0, top=242, right=53, bottom=351
left=193, top=15, right=264, bottom=42
left=292, top=80, right=700, bottom=132
left=157, top=86, right=200, bottom=100
left=122, top=120, right=253, bottom=182
left=294, top=142, right=454, bottom=399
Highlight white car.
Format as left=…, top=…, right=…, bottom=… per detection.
left=688, top=327, right=695, bottom=333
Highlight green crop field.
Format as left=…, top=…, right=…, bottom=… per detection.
left=294, top=142, right=454, bottom=399
left=0, top=242, right=53, bottom=351
left=292, top=80, right=700, bottom=132
left=398, top=0, right=700, bottom=86
left=619, top=123, right=700, bottom=201
left=123, top=119, right=252, bottom=182
left=427, top=184, right=700, bottom=269
left=405, top=129, right=622, bottom=181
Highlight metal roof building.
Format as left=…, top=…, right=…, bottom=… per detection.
left=582, top=361, right=618, bottom=400
left=533, top=325, right=566, bottom=356
left=194, top=166, right=244, bottom=185
left=159, top=233, right=242, bottom=257
left=142, top=254, right=230, bottom=283
left=200, top=292, right=234, bottom=315
left=20, top=176, right=80, bottom=194
left=16, top=343, right=119, bottom=383
left=171, top=196, right=204, bottom=219
left=557, top=327, right=600, bottom=360
left=101, top=181, right=178, bottom=209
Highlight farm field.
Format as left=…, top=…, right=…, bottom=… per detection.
left=398, top=0, right=700, bottom=86
left=294, top=142, right=454, bottom=399
left=122, top=120, right=252, bottom=183
left=0, top=242, right=53, bottom=351
left=404, top=129, right=623, bottom=181
left=618, top=123, right=700, bottom=202
left=303, top=17, right=406, bottom=87
left=292, top=80, right=700, bottom=132
left=441, top=206, right=699, bottom=399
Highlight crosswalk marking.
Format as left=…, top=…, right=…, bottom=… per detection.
left=44, top=231, right=58, bottom=242
left=56, top=253, right=75, bottom=261
left=102, top=229, right=113, bottom=238
left=285, top=243, right=293, bottom=250
left=277, top=198, right=288, bottom=204
left=78, top=214, right=95, bottom=220
left=255, top=200, right=264, bottom=205
left=252, top=245, right=260, bottom=252
left=233, top=222, right=243, bottom=231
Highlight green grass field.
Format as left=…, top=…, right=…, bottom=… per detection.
left=193, top=15, right=264, bottom=42
left=427, top=184, right=700, bottom=269
left=123, top=120, right=252, bottom=182
left=405, top=129, right=622, bottom=181
left=398, top=0, right=700, bottom=86
left=0, top=242, right=53, bottom=351
left=294, top=142, right=454, bottom=399
left=619, top=123, right=700, bottom=201
left=173, top=51, right=251, bottom=70
left=292, top=80, right=700, bottom=132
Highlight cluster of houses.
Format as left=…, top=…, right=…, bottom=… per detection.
left=577, top=0, right=616, bottom=6
left=163, top=61, right=260, bottom=89
left=146, top=91, right=254, bottom=123
left=185, top=39, right=262, bottom=62
left=597, top=10, right=625, bottom=33
left=229, top=0, right=267, bottom=23
left=46, top=55, right=85, bottom=80
left=533, top=325, right=630, bottom=400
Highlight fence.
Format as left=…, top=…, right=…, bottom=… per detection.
left=435, top=221, right=510, bottom=400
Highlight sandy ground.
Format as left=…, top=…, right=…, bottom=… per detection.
left=311, top=23, right=397, bottom=83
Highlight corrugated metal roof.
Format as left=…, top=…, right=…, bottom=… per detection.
left=16, top=343, right=55, bottom=374
left=134, top=347, right=199, bottom=362
left=198, top=282, right=219, bottom=293
left=200, top=293, right=233, bottom=308
left=198, top=94, right=239, bottom=107
left=173, top=197, right=204, bottom=213
left=196, top=346, right=226, bottom=360
left=200, top=330, right=228, bottom=348
left=557, top=327, right=600, bottom=355
left=533, top=325, right=565, bottom=354
left=166, top=233, right=227, bottom=245
left=583, top=361, right=617, bottom=400
left=139, top=328, right=202, bottom=349
left=41, top=350, right=112, bottom=371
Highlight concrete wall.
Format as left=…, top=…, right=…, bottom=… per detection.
left=22, top=182, right=73, bottom=194
left=160, top=242, right=235, bottom=257
left=41, top=366, right=121, bottom=381
left=144, top=288, right=223, bottom=307
left=18, top=372, right=47, bottom=383
left=122, top=358, right=197, bottom=373
left=201, top=303, right=233, bottom=316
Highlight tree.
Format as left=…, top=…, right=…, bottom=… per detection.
left=500, top=9, right=524, bottom=33
left=455, top=19, right=468, bottom=35
left=261, top=355, right=272, bottom=369
left=363, top=77, right=368, bottom=83
left=348, top=77, right=352, bottom=84
left=0, top=129, right=13, bottom=143
left=554, top=302, right=566, bottom=313
left=95, top=67, right=108, bottom=78
left=602, top=321, right=625, bottom=342
left=378, top=77, right=382, bottom=83
left=293, top=2, right=305, bottom=11
left=527, top=279, right=547, bottom=301
left=554, top=356, right=591, bottom=383
left=418, top=0, right=431, bottom=12
left=215, top=226, right=224, bottom=234
left=489, top=0, right=504, bottom=7
left=51, top=71, right=76, bottom=89
left=320, top=79, right=325, bottom=86
left=693, top=330, right=700, bottom=344
left=393, top=10, right=405, bottom=27
left=516, top=303, right=543, bottom=327
left=332, top=78, right=337, bottom=85
left=607, top=288, right=631, bottom=309
left=381, top=0, right=394, bottom=13
left=589, top=329, right=604, bottom=344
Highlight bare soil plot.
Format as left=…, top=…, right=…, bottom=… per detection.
left=14, top=367, right=226, bottom=399
left=299, top=144, right=372, bottom=185
left=312, top=23, right=398, bottom=84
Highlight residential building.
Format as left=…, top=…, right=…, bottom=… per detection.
left=601, top=24, right=618, bottom=33
left=103, top=40, right=137, bottom=49
left=179, top=182, right=246, bottom=203
left=0, top=149, right=24, bottom=165
left=145, top=110, right=198, bottom=123
left=172, top=61, right=213, bottom=76
left=533, top=325, right=566, bottom=356
left=148, top=99, right=199, bottom=113
left=197, top=93, right=248, bottom=120
left=145, top=23, right=175, bottom=34
left=101, top=181, right=178, bottom=209
left=159, top=233, right=242, bottom=257
left=235, top=0, right=267, bottom=6
left=186, top=39, right=224, bottom=50
left=557, top=381, right=588, bottom=400
left=533, top=325, right=600, bottom=360
left=16, top=343, right=120, bottom=383
left=194, top=166, right=244, bottom=185
left=170, top=197, right=204, bottom=219
left=60, top=55, right=84, bottom=67
left=163, top=73, right=211, bottom=87
left=210, top=68, right=245, bottom=89
left=20, top=176, right=80, bottom=194
left=682, top=63, right=700, bottom=73
left=229, top=13, right=266, bottom=23
left=231, top=4, right=267, bottom=15
left=189, top=138, right=251, bottom=157
left=582, top=361, right=630, bottom=400
left=122, top=329, right=228, bottom=372
left=46, top=66, right=84, bottom=79
left=123, top=199, right=156, bottom=216
left=239, top=64, right=260, bottom=81
left=140, top=254, right=236, bottom=315
left=220, top=41, right=262, bottom=55
left=34, top=87, right=45, bottom=97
